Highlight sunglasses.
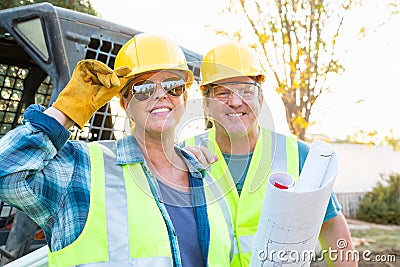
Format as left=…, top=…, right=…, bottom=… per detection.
left=128, top=77, right=186, bottom=101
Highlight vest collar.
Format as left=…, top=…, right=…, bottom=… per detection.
left=115, top=135, right=206, bottom=179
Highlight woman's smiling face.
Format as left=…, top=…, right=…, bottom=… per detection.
left=121, top=70, right=187, bottom=135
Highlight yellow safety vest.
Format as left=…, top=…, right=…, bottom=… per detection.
left=48, top=141, right=232, bottom=266
left=185, top=128, right=299, bottom=267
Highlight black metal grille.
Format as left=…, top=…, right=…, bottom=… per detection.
left=86, top=38, right=122, bottom=68
left=0, top=201, right=14, bottom=245
left=0, top=64, right=52, bottom=138
left=35, top=76, right=52, bottom=107
left=0, top=64, right=27, bottom=136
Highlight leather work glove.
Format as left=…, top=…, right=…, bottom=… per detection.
left=52, top=59, right=131, bottom=129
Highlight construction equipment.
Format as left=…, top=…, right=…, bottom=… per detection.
left=0, top=3, right=201, bottom=264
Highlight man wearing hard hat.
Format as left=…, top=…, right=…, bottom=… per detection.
left=184, top=42, right=356, bottom=267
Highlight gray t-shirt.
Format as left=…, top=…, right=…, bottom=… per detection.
left=158, top=180, right=205, bottom=267
left=221, top=152, right=254, bottom=195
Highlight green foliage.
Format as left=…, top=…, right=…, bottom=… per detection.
left=0, top=0, right=98, bottom=16
left=357, top=173, right=400, bottom=225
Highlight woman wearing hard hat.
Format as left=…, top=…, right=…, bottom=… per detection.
left=0, top=33, right=232, bottom=267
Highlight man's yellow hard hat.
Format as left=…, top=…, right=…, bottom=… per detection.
left=200, top=42, right=265, bottom=89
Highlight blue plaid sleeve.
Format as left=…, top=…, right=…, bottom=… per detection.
left=0, top=120, right=60, bottom=228
left=0, top=105, right=90, bottom=246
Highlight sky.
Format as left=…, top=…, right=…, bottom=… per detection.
left=90, top=0, right=400, bottom=141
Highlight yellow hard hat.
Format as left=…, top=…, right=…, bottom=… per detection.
left=115, top=33, right=194, bottom=87
left=200, top=42, right=265, bottom=89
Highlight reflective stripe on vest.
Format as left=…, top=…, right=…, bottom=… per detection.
left=49, top=140, right=232, bottom=266
left=185, top=128, right=299, bottom=267
left=202, top=173, right=235, bottom=266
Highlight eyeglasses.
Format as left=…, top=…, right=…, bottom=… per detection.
left=129, top=77, right=186, bottom=101
left=210, top=82, right=260, bottom=101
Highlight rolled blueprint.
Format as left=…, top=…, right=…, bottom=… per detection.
left=295, top=140, right=335, bottom=192
left=269, top=172, right=296, bottom=191
left=250, top=140, right=338, bottom=267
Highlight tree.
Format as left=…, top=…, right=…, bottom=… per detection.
left=0, top=0, right=98, bottom=16
left=214, top=0, right=355, bottom=140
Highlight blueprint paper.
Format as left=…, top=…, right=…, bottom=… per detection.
left=295, top=140, right=335, bottom=192
left=250, top=141, right=338, bottom=267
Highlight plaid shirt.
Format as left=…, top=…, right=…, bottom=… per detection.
left=0, top=104, right=210, bottom=266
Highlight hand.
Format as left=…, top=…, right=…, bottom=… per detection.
left=52, top=59, right=131, bottom=129
left=183, top=145, right=218, bottom=170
